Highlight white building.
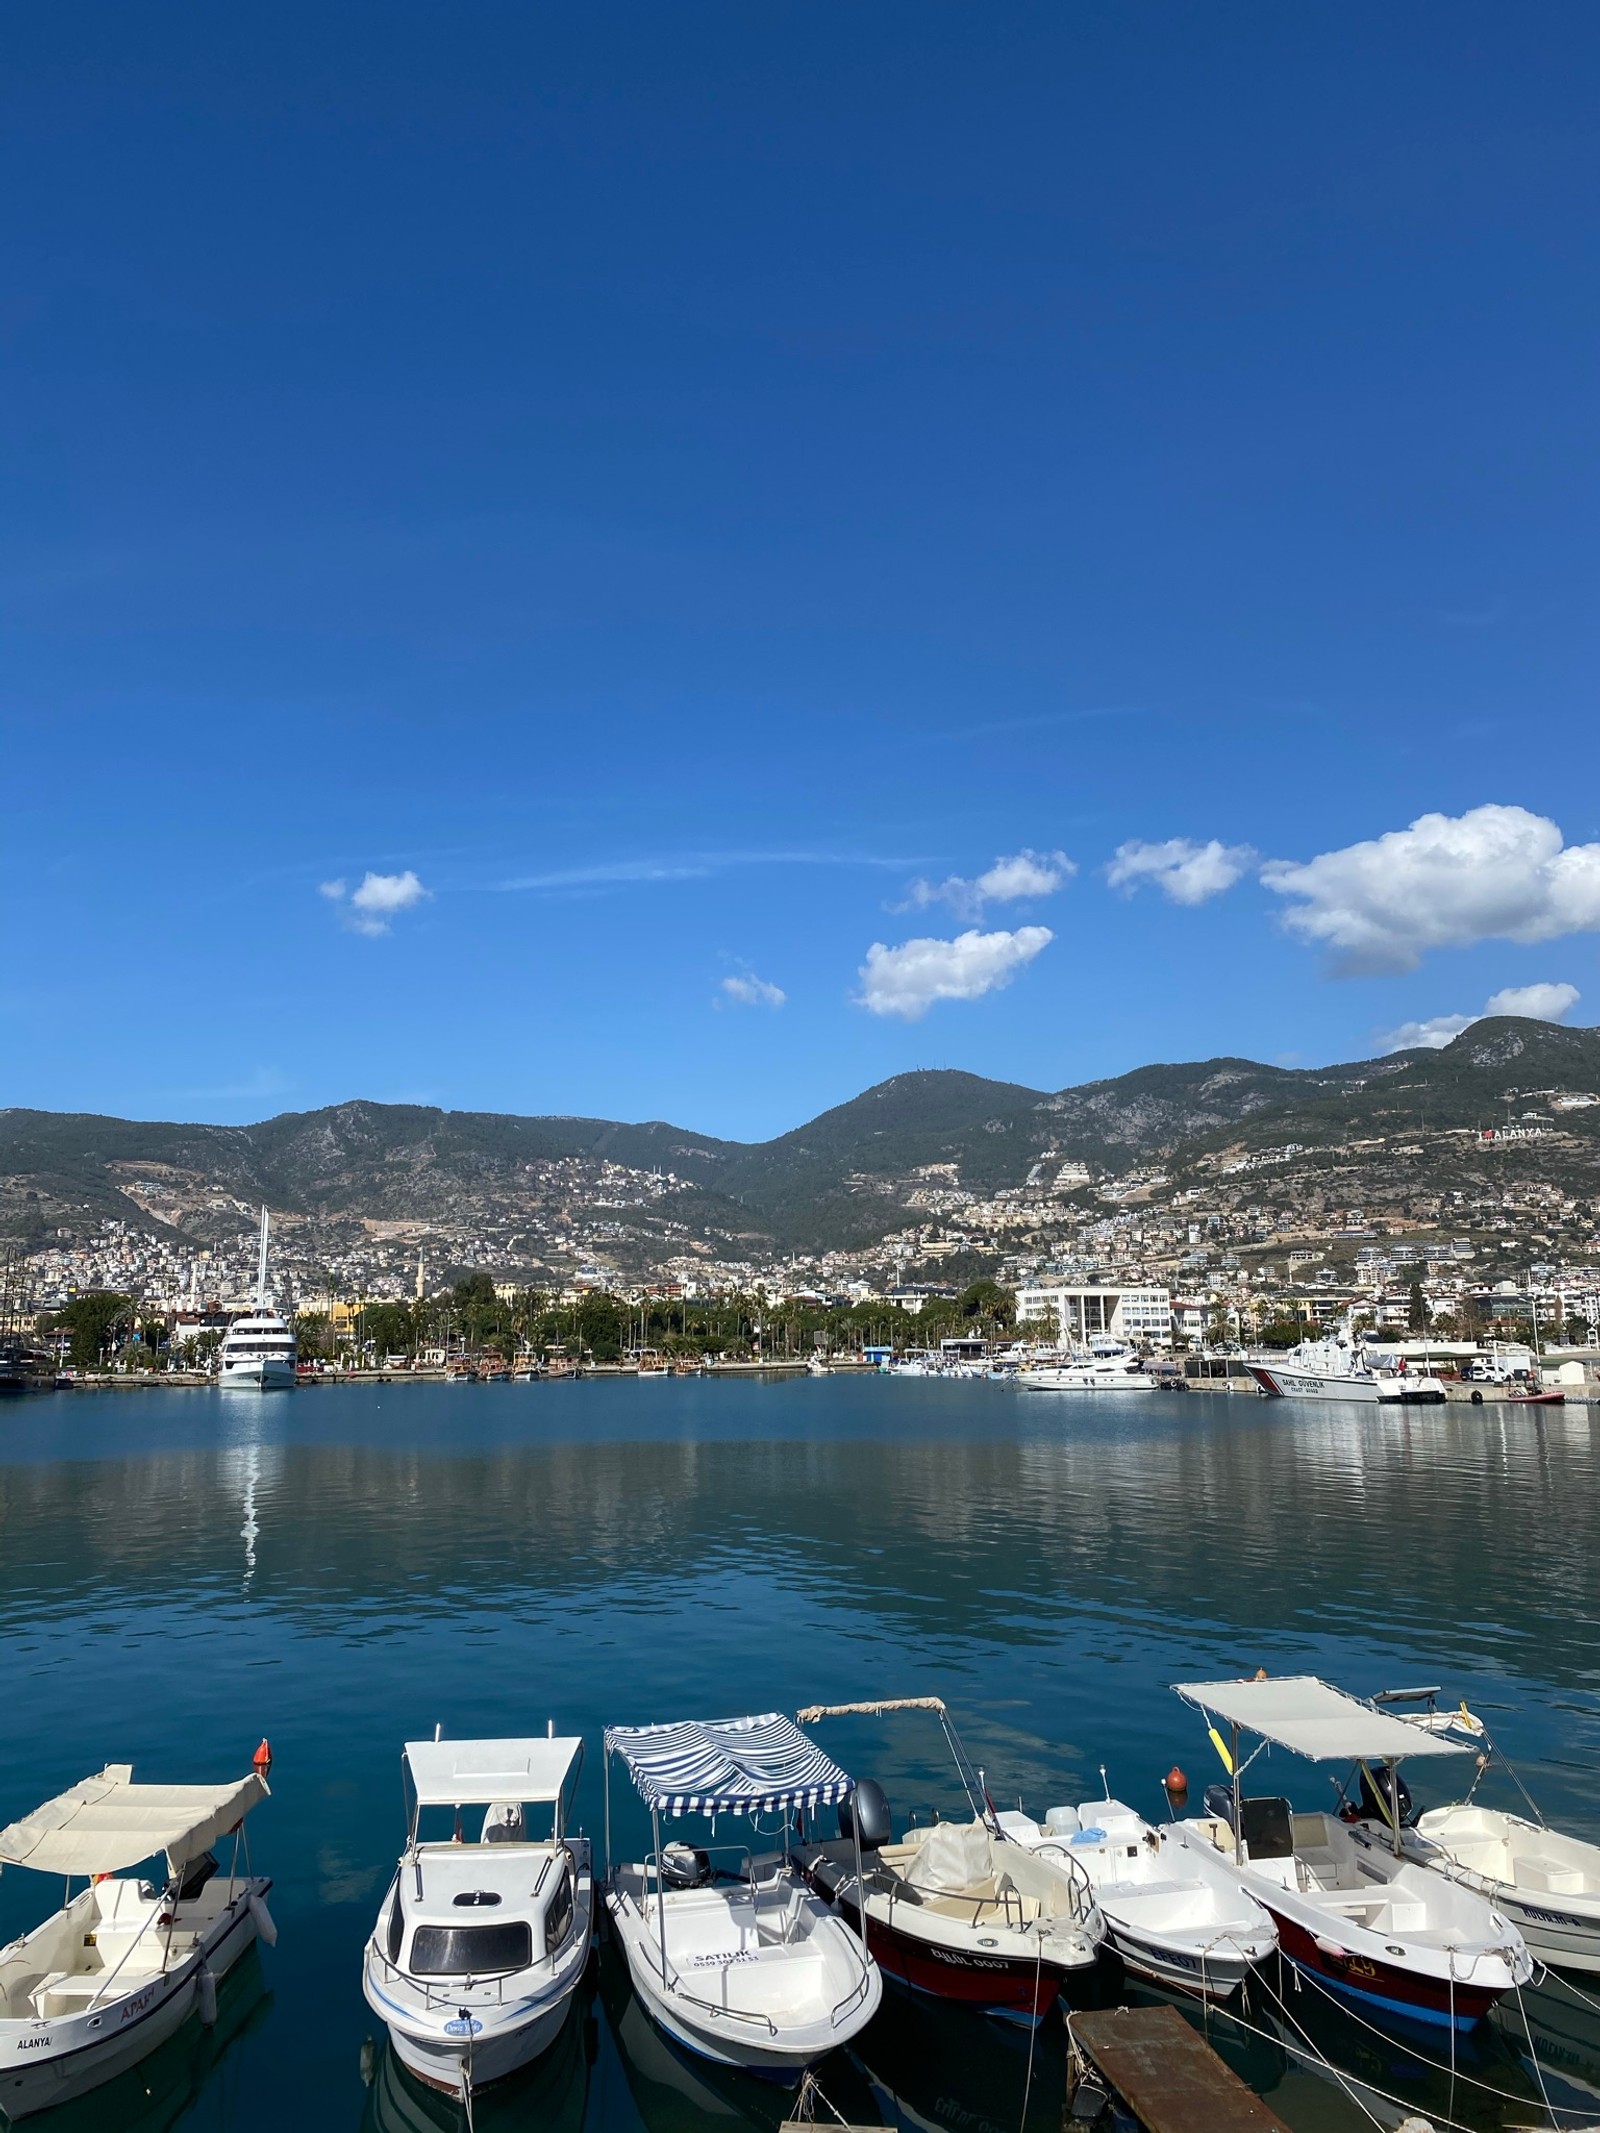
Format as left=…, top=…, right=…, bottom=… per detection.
left=1015, top=1283, right=1172, bottom=1347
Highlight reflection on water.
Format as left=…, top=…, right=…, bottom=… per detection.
left=1, top=1378, right=1598, bottom=2131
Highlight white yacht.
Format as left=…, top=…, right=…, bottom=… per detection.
left=1018, top=1342, right=1157, bottom=1393
left=0, top=1761, right=275, bottom=2118
left=217, top=1210, right=297, bottom=1390
left=363, top=1733, right=592, bottom=2100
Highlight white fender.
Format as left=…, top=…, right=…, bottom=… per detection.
left=197, top=1965, right=218, bottom=2026
left=247, top=1891, right=278, bottom=1948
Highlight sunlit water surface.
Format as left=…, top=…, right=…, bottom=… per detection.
left=2, top=1377, right=1598, bottom=2133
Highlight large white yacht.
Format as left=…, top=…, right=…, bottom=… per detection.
left=217, top=1209, right=297, bottom=1390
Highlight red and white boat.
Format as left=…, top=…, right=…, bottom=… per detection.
left=1174, top=1677, right=1532, bottom=2031
left=795, top=1698, right=1104, bottom=2023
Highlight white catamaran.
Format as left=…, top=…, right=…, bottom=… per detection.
left=217, top=1209, right=297, bottom=1390
left=0, top=1762, right=275, bottom=2119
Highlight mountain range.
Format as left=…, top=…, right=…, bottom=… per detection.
left=4, top=1016, right=1599, bottom=1263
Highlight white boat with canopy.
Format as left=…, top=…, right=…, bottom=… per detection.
left=603, top=1711, right=881, bottom=2077
left=1174, top=1676, right=1531, bottom=2030
left=1361, top=1687, right=1600, bottom=1974
left=362, top=1733, right=592, bottom=2100
left=0, top=1762, right=274, bottom=2119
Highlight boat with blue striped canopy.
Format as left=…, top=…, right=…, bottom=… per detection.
left=602, top=1712, right=881, bottom=2079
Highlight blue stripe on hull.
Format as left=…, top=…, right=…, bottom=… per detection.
left=1287, top=1955, right=1478, bottom=2031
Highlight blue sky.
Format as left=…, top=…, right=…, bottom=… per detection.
left=5, top=3, right=1600, bottom=1140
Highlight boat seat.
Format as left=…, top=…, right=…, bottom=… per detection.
left=1520, top=1856, right=1587, bottom=1895
left=31, top=1972, right=105, bottom=2018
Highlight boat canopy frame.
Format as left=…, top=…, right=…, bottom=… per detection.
left=1175, top=1676, right=1470, bottom=1862
left=795, top=1695, right=996, bottom=1831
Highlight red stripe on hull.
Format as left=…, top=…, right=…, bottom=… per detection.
left=1270, top=1908, right=1503, bottom=2025
left=829, top=1890, right=1061, bottom=2018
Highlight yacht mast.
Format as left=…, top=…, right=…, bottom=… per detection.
left=255, top=1207, right=270, bottom=1312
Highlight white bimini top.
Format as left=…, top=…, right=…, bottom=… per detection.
left=403, top=1737, right=583, bottom=1808
left=0, top=1764, right=269, bottom=1877
left=1174, top=1676, right=1470, bottom=1763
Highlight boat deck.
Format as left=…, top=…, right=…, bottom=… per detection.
left=1071, top=2005, right=1291, bottom=2133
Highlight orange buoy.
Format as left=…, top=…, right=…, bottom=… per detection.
left=1163, top=1764, right=1189, bottom=1807
left=252, top=1738, right=273, bottom=1773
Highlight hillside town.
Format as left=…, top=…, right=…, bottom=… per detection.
left=8, top=1118, right=1598, bottom=1369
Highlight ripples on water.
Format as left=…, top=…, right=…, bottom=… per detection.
left=2, top=1378, right=1597, bottom=2131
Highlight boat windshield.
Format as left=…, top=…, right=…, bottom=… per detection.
left=409, top=1921, right=532, bottom=1975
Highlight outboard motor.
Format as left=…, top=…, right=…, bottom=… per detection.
left=1203, top=1782, right=1236, bottom=1829
left=839, top=1779, right=893, bottom=1851
left=1356, top=1764, right=1415, bottom=1829
left=660, top=1842, right=712, bottom=1888
left=173, top=1851, right=219, bottom=1903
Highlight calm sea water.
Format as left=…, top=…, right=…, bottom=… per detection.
left=3, top=1377, right=1599, bottom=2133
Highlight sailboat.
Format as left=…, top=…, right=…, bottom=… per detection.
left=217, top=1210, right=297, bottom=1390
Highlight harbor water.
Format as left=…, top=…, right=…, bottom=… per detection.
left=2, top=1376, right=1599, bottom=2132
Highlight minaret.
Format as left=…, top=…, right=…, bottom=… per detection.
left=415, top=1249, right=425, bottom=1302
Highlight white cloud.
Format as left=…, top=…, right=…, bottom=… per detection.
left=719, top=974, right=786, bottom=1009
left=1105, top=837, right=1256, bottom=906
left=1485, top=980, right=1581, bottom=1021
left=903, top=848, right=1073, bottom=921
left=856, top=926, right=1053, bottom=1020
left=320, top=869, right=430, bottom=936
left=1380, top=980, right=1580, bottom=1053
left=1262, top=805, right=1600, bottom=974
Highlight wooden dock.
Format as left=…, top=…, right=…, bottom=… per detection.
left=1069, top=2005, right=1292, bottom=2133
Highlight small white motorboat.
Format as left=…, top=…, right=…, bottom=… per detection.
left=1363, top=1689, right=1600, bottom=1973
left=1175, top=1676, right=1532, bottom=2030
left=0, top=1761, right=274, bottom=2119
left=363, top=1732, right=592, bottom=2100
left=796, top=1697, right=1104, bottom=2022
left=603, top=1711, right=881, bottom=2077
left=997, top=1794, right=1277, bottom=1998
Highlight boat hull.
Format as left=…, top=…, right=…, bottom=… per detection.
left=1101, top=1918, right=1262, bottom=1999
left=0, top=1881, right=269, bottom=2120
left=218, top=1363, right=297, bottom=1390
left=1266, top=1903, right=1506, bottom=2028
left=1018, top=1374, right=1157, bottom=1393
left=1246, top=1363, right=1379, bottom=1402
left=604, top=1871, right=880, bottom=2076
left=374, top=1987, right=578, bottom=2093
left=818, top=1881, right=1070, bottom=2021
